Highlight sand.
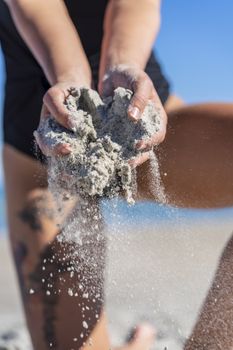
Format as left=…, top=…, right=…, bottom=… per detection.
left=1, top=212, right=233, bottom=349
left=3, top=88, right=233, bottom=349
left=37, top=87, right=161, bottom=203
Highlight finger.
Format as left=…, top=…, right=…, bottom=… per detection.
left=43, top=87, right=74, bottom=130
left=129, top=152, right=150, bottom=168
left=135, top=134, right=165, bottom=153
left=135, top=93, right=167, bottom=150
left=127, top=75, right=153, bottom=122
left=135, top=122, right=166, bottom=151
left=148, top=92, right=167, bottom=146
left=34, top=131, right=71, bottom=157
left=135, top=139, right=149, bottom=151
left=40, top=104, right=50, bottom=119
left=99, top=73, right=113, bottom=97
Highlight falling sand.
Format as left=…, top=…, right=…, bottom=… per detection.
left=35, top=86, right=167, bottom=295
left=34, top=87, right=167, bottom=347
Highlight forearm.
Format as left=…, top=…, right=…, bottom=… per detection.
left=7, top=0, right=91, bottom=85
left=100, top=0, right=161, bottom=77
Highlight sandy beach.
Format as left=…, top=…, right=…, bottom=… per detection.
left=0, top=208, right=233, bottom=349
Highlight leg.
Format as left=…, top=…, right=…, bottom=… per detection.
left=184, top=233, right=233, bottom=350
left=3, top=144, right=110, bottom=349
left=137, top=103, right=233, bottom=208
left=3, top=144, right=155, bottom=350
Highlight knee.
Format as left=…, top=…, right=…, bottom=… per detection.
left=19, top=189, right=55, bottom=232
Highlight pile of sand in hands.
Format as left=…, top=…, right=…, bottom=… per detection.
left=36, top=87, right=162, bottom=203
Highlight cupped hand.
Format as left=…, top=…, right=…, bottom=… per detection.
left=34, top=82, right=90, bottom=157
left=99, top=65, right=167, bottom=167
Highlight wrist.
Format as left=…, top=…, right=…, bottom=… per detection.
left=53, top=62, right=92, bottom=87
left=54, top=66, right=92, bottom=88
left=99, top=51, right=142, bottom=83
left=105, top=51, right=142, bottom=71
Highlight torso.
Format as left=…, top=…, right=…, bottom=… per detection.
left=0, top=0, right=109, bottom=56
left=63, top=0, right=109, bottom=55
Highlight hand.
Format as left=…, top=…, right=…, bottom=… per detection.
left=99, top=64, right=167, bottom=167
left=34, top=81, right=91, bottom=157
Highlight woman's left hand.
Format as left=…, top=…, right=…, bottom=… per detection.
left=98, top=64, right=167, bottom=167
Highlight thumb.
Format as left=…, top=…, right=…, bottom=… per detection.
left=127, top=77, right=152, bottom=121
left=43, top=87, right=73, bottom=130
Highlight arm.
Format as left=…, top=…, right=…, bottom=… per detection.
left=100, top=0, right=161, bottom=75
left=99, top=0, right=166, bottom=166
left=6, top=0, right=91, bottom=86
left=6, top=0, right=92, bottom=153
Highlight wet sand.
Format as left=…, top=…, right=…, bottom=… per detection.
left=0, top=215, right=232, bottom=349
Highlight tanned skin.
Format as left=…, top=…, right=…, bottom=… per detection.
left=3, top=0, right=233, bottom=349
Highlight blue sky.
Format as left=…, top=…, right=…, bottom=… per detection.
left=156, top=0, right=233, bottom=102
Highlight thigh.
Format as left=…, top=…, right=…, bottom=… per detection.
left=3, top=144, right=57, bottom=347
left=3, top=144, right=50, bottom=245
left=3, top=145, right=109, bottom=350
left=137, top=103, right=233, bottom=208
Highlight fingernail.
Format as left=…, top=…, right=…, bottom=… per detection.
left=135, top=140, right=145, bottom=151
left=60, top=144, right=71, bottom=155
left=128, top=159, right=137, bottom=169
left=128, top=105, right=140, bottom=121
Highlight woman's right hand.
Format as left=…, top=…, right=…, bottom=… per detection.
left=99, top=65, right=167, bottom=168
left=34, top=81, right=91, bottom=157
